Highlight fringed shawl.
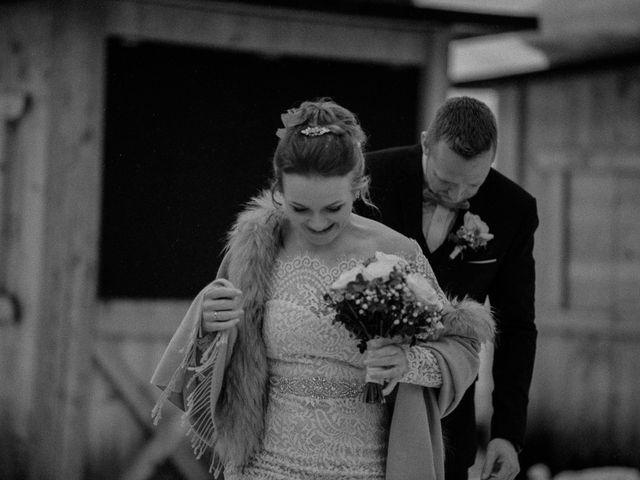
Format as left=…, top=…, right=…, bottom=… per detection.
left=386, top=302, right=493, bottom=480
left=151, top=191, right=493, bottom=479
left=151, top=193, right=285, bottom=474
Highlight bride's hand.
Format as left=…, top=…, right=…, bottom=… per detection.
left=363, top=338, right=408, bottom=396
left=202, top=278, right=243, bottom=332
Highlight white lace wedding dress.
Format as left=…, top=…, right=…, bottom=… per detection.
left=224, top=250, right=443, bottom=480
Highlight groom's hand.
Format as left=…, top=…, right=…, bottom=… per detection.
left=481, top=438, right=520, bottom=480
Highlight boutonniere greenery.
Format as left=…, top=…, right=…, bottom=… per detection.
left=448, top=211, right=494, bottom=260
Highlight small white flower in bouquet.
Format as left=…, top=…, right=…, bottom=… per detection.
left=324, top=252, right=444, bottom=403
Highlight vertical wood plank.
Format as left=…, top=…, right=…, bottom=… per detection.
left=495, top=84, right=523, bottom=182
left=0, top=0, right=54, bottom=444
left=524, top=167, right=566, bottom=311
left=418, top=29, right=450, bottom=133
left=27, top=1, right=105, bottom=479
left=613, top=176, right=640, bottom=319
left=610, top=338, right=640, bottom=466
left=0, top=91, right=27, bottom=266
left=616, top=65, right=640, bottom=147
left=568, top=172, right=616, bottom=308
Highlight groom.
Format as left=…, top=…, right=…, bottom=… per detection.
left=362, top=97, right=538, bottom=480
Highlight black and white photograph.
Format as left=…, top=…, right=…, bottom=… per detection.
left=1, top=1, right=639, bottom=479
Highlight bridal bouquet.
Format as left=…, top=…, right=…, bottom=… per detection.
left=324, top=252, right=444, bottom=403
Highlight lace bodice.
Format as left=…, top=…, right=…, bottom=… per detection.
left=265, top=252, right=442, bottom=387
left=224, top=245, right=443, bottom=480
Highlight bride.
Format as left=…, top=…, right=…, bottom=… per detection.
left=151, top=98, right=493, bottom=480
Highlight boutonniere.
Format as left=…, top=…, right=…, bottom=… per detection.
left=448, top=211, right=494, bottom=260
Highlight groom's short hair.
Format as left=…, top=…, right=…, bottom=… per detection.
left=423, top=96, right=497, bottom=160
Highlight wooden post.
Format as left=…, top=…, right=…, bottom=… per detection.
left=494, top=85, right=524, bottom=182
left=418, top=29, right=450, bottom=135
left=27, top=1, right=105, bottom=479
left=0, top=91, right=27, bottom=326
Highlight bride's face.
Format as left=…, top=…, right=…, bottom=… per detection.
left=281, top=173, right=355, bottom=248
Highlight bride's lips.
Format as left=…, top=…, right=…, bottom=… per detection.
left=306, top=224, right=335, bottom=235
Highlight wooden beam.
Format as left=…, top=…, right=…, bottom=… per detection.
left=93, top=342, right=209, bottom=480
left=541, top=0, right=640, bottom=38
left=26, top=2, right=105, bottom=479
left=106, top=0, right=438, bottom=66
left=121, top=415, right=210, bottom=480
left=97, top=300, right=191, bottom=340
left=93, top=343, right=157, bottom=428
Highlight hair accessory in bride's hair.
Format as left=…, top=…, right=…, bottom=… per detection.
left=275, top=108, right=307, bottom=139
left=300, top=126, right=331, bottom=137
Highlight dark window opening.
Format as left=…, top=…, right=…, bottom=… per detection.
left=99, top=38, right=419, bottom=298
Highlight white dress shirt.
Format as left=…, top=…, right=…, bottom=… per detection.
left=422, top=154, right=458, bottom=253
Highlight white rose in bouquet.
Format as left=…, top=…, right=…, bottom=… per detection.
left=374, top=252, right=406, bottom=266
left=362, top=252, right=406, bottom=281
left=405, top=273, right=442, bottom=309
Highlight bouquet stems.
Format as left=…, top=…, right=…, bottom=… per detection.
left=361, top=381, right=385, bottom=404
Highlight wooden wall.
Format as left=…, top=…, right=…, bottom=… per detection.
left=0, top=1, right=451, bottom=479
left=487, top=62, right=640, bottom=472
left=1, top=3, right=54, bottom=478
left=0, top=1, right=108, bottom=479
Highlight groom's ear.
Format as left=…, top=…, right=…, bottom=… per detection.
left=420, top=131, right=428, bottom=147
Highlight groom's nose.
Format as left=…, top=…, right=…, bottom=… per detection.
left=449, top=185, right=468, bottom=202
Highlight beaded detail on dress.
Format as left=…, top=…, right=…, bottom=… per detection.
left=270, top=375, right=362, bottom=399
left=224, top=244, right=443, bottom=480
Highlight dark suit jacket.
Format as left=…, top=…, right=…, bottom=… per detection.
left=362, top=145, right=538, bottom=469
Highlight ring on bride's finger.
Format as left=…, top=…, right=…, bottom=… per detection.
left=213, top=311, right=218, bottom=320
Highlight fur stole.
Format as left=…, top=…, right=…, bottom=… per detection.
left=213, top=193, right=286, bottom=469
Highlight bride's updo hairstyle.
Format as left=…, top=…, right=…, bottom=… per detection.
left=271, top=98, right=373, bottom=207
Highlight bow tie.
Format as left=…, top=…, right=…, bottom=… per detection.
left=422, top=187, right=470, bottom=211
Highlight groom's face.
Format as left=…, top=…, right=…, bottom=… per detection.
left=423, top=140, right=493, bottom=203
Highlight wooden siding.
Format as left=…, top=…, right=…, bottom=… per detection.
left=26, top=1, right=107, bottom=478
left=0, top=4, right=54, bottom=476
left=492, top=62, right=640, bottom=471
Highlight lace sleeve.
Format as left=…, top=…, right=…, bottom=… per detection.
left=399, top=344, right=442, bottom=387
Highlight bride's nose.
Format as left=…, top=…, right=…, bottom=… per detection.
left=308, top=213, right=329, bottom=231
